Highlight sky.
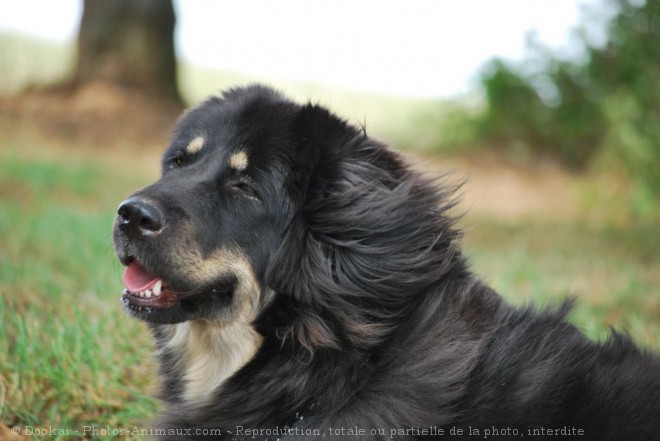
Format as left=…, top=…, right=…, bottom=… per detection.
left=0, top=0, right=603, bottom=98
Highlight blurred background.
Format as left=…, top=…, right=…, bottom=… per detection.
left=0, top=0, right=658, bottom=437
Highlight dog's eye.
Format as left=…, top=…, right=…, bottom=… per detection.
left=228, top=179, right=260, bottom=201
left=168, top=156, right=187, bottom=169
left=233, top=181, right=250, bottom=192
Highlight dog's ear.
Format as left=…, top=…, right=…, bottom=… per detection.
left=267, top=104, right=463, bottom=354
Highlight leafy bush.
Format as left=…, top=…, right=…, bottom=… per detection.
left=472, top=0, right=659, bottom=216
left=478, top=59, right=605, bottom=167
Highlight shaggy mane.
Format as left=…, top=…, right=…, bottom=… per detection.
left=266, top=104, right=466, bottom=353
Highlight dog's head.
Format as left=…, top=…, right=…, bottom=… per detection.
left=113, top=85, right=461, bottom=349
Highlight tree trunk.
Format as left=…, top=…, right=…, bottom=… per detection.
left=75, top=0, right=181, bottom=104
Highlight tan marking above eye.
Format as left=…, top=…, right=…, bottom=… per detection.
left=229, top=151, right=249, bottom=171
left=185, top=136, right=205, bottom=155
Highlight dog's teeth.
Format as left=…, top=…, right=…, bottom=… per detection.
left=153, top=280, right=162, bottom=296
left=145, top=290, right=152, bottom=298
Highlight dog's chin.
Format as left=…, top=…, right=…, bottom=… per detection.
left=121, top=283, right=235, bottom=324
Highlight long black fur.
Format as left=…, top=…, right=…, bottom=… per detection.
left=113, top=85, right=660, bottom=440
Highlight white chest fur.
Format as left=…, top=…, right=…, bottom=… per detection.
left=161, top=320, right=262, bottom=404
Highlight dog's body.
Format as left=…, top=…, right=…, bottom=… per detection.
left=113, top=85, right=660, bottom=440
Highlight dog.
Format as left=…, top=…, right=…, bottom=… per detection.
left=113, top=85, right=660, bottom=440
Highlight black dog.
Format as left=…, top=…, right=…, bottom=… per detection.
left=113, top=85, right=660, bottom=440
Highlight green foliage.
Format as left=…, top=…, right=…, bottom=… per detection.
left=477, top=57, right=608, bottom=167
left=474, top=0, right=659, bottom=216
left=592, top=0, right=660, bottom=218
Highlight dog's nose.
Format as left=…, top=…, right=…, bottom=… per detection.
left=117, top=197, right=164, bottom=236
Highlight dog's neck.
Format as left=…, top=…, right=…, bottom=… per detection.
left=159, top=319, right=262, bottom=405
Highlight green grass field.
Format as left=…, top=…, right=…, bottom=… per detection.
left=0, top=31, right=658, bottom=441
left=0, top=152, right=160, bottom=439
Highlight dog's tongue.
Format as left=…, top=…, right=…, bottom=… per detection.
left=123, top=261, right=159, bottom=292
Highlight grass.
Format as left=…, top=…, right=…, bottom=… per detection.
left=462, top=219, right=659, bottom=345
left=0, top=153, right=160, bottom=439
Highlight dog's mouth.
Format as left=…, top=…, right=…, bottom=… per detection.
left=122, top=261, right=180, bottom=309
